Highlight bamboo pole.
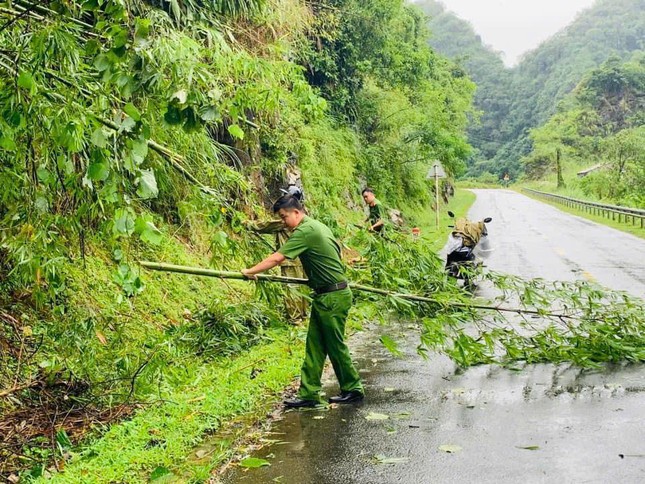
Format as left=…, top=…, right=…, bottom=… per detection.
left=139, top=261, right=586, bottom=320
left=140, top=261, right=308, bottom=284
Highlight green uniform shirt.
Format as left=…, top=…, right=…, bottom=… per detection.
left=368, top=199, right=383, bottom=225
left=278, top=216, right=346, bottom=290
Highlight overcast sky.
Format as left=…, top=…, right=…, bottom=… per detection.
left=429, top=0, right=598, bottom=66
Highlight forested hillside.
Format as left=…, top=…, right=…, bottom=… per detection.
left=416, top=0, right=645, bottom=178
left=523, top=55, right=645, bottom=207
left=414, top=0, right=513, bottom=165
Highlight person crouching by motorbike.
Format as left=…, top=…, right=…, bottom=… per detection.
left=242, top=195, right=364, bottom=408
left=445, top=211, right=492, bottom=289
left=362, top=188, right=385, bottom=233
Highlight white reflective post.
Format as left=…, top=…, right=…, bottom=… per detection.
left=427, top=162, right=445, bottom=229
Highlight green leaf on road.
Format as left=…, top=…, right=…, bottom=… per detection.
left=394, top=411, right=411, bottom=420
left=365, top=412, right=389, bottom=420
left=373, top=454, right=410, bottom=465
left=240, top=457, right=271, bottom=468
left=379, top=334, right=402, bottom=356
left=516, top=445, right=540, bottom=451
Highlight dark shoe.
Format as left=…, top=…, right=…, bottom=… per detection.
left=328, top=390, right=364, bottom=404
left=284, top=398, right=319, bottom=408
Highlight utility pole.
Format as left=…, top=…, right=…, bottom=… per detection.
left=556, top=148, right=566, bottom=189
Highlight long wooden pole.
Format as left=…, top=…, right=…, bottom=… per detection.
left=139, top=261, right=586, bottom=320
left=140, top=261, right=308, bottom=284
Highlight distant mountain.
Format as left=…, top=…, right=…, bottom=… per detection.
left=415, top=1, right=513, bottom=164
left=415, top=0, right=645, bottom=178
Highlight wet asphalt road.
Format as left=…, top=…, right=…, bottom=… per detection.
left=221, top=190, right=645, bottom=484
left=467, top=189, right=645, bottom=298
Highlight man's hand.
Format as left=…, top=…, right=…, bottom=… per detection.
left=241, top=269, right=258, bottom=280
left=242, top=252, right=285, bottom=280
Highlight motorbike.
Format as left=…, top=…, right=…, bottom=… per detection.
left=445, top=211, right=492, bottom=289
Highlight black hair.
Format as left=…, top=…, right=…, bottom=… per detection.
left=273, top=194, right=303, bottom=213
left=362, top=187, right=374, bottom=195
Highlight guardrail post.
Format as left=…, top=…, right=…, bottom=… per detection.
left=523, top=188, right=644, bottom=230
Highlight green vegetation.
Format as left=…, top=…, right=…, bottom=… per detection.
left=415, top=0, right=513, bottom=165
left=1, top=1, right=644, bottom=481
left=0, top=0, right=476, bottom=478
left=522, top=55, right=645, bottom=208
left=44, top=331, right=302, bottom=483
left=400, top=188, right=476, bottom=251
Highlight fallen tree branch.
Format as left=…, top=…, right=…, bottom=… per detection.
left=139, top=261, right=587, bottom=321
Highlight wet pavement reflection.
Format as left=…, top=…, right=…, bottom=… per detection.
left=221, top=190, right=645, bottom=483
left=221, top=325, right=645, bottom=484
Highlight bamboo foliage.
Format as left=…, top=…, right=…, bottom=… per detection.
left=0, top=0, right=325, bottom=296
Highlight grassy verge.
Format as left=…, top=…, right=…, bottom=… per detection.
left=0, top=215, right=306, bottom=482
left=400, top=188, right=477, bottom=251
left=40, top=330, right=302, bottom=483
left=520, top=187, right=645, bottom=240
left=522, top=175, right=604, bottom=203
left=522, top=162, right=644, bottom=208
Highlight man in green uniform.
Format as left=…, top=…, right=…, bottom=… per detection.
left=242, top=195, right=364, bottom=408
left=362, top=188, right=384, bottom=233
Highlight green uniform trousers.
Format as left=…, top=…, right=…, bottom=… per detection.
left=298, top=288, right=363, bottom=402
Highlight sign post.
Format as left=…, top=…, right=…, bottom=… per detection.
left=427, top=162, right=446, bottom=229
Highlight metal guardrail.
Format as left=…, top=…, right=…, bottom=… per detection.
left=523, top=188, right=645, bottom=229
